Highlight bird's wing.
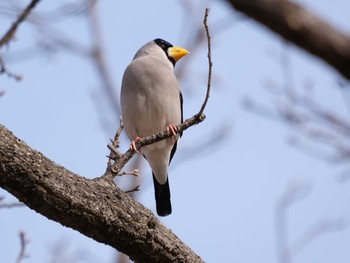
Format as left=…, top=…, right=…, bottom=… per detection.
left=169, top=91, right=183, bottom=164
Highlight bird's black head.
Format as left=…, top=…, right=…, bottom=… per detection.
left=154, top=38, right=176, bottom=66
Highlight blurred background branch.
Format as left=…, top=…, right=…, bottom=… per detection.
left=16, top=231, right=30, bottom=263
left=0, top=196, right=25, bottom=208
left=276, top=180, right=347, bottom=263
left=226, top=0, right=350, bottom=80
left=0, top=0, right=41, bottom=48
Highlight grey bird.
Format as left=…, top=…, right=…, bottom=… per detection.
left=120, top=38, right=189, bottom=216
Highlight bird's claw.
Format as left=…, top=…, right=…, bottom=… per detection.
left=167, top=124, right=178, bottom=136
left=167, top=124, right=178, bottom=142
left=131, top=136, right=142, bottom=154
left=131, top=125, right=178, bottom=153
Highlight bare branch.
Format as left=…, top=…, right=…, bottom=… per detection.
left=0, top=0, right=41, bottom=48
left=275, top=180, right=311, bottom=263
left=118, top=169, right=140, bottom=177
left=16, top=230, right=30, bottom=263
left=105, top=113, right=206, bottom=179
left=290, top=218, right=347, bottom=256
left=226, top=0, right=350, bottom=80
left=87, top=1, right=120, bottom=115
left=0, top=123, right=204, bottom=262
left=0, top=54, right=22, bottom=81
left=275, top=180, right=347, bottom=263
left=124, top=185, right=140, bottom=194
left=246, top=74, right=350, bottom=167
left=0, top=196, right=25, bottom=208
left=198, top=8, right=213, bottom=116
left=107, top=117, right=124, bottom=168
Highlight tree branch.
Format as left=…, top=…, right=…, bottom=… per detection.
left=0, top=54, right=22, bottom=80
left=0, top=124, right=203, bottom=263
left=105, top=113, right=206, bottom=179
left=226, top=0, right=350, bottom=80
left=0, top=0, right=41, bottom=48
left=198, top=8, right=212, bottom=116
left=16, top=231, right=30, bottom=263
left=0, top=196, right=25, bottom=208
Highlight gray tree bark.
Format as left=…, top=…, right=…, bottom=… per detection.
left=0, top=124, right=203, bottom=263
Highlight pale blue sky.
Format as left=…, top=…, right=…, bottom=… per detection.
left=1, top=1, right=350, bottom=262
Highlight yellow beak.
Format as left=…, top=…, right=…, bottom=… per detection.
left=168, top=46, right=190, bottom=62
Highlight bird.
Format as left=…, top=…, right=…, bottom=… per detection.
left=120, top=38, right=189, bottom=216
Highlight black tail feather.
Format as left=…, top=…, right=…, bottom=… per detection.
left=152, top=173, right=171, bottom=216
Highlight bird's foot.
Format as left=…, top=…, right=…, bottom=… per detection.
left=166, top=124, right=178, bottom=142
left=130, top=136, right=142, bottom=154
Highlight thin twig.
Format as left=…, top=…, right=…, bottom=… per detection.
left=16, top=231, right=30, bottom=263
left=0, top=54, right=22, bottom=80
left=118, top=169, right=140, bottom=177
left=0, top=202, right=25, bottom=208
left=0, top=196, right=25, bottom=208
left=87, top=0, right=120, bottom=115
left=198, top=8, right=212, bottom=116
left=275, top=181, right=310, bottom=263
left=107, top=117, right=123, bottom=168
left=290, top=218, right=347, bottom=257
left=0, top=0, right=41, bottom=48
left=113, top=116, right=124, bottom=146
left=124, top=185, right=140, bottom=194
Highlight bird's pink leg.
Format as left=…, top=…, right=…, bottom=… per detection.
left=131, top=136, right=142, bottom=154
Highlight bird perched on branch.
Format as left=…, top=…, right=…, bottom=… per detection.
left=120, top=38, right=189, bottom=216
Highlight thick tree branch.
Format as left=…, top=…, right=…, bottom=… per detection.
left=226, top=0, right=350, bottom=80
left=0, top=124, right=203, bottom=263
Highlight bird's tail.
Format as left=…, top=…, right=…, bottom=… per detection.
left=152, top=173, right=172, bottom=216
